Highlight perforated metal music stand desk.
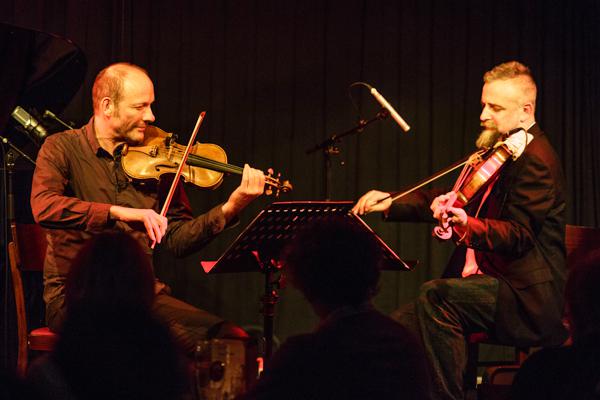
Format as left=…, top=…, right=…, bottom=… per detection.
left=202, top=201, right=415, bottom=359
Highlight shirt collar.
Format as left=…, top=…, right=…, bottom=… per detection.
left=525, top=121, right=536, bottom=132
left=84, top=116, right=124, bottom=158
left=83, top=116, right=103, bottom=155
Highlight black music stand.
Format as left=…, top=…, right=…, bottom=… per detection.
left=202, top=201, right=414, bottom=360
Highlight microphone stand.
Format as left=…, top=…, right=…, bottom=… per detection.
left=43, top=110, right=74, bottom=130
left=1, top=135, right=36, bottom=370
left=0, top=136, right=37, bottom=167
left=306, top=109, right=390, bottom=200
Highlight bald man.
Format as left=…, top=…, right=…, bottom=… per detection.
left=31, top=63, right=265, bottom=352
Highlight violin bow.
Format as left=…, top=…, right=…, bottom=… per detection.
left=375, top=151, right=483, bottom=206
left=151, top=111, right=206, bottom=249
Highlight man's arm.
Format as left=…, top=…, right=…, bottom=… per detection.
left=452, top=147, right=561, bottom=256
left=164, top=164, right=265, bottom=257
left=386, top=188, right=446, bottom=223
left=352, top=187, right=446, bottom=221
left=31, top=136, right=112, bottom=231
left=31, top=135, right=168, bottom=243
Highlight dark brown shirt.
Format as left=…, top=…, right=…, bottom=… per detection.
left=31, top=117, right=229, bottom=308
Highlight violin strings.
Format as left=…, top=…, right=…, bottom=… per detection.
left=453, top=165, right=470, bottom=192
left=160, top=144, right=243, bottom=174
left=165, top=146, right=237, bottom=170
left=158, top=144, right=284, bottom=188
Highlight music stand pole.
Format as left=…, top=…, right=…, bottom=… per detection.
left=251, top=252, right=281, bottom=360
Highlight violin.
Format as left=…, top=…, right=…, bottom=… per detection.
left=432, top=140, right=515, bottom=240
left=120, top=125, right=293, bottom=196
left=371, top=134, right=523, bottom=241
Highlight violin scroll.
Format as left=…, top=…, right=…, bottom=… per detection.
left=432, top=191, right=458, bottom=240
left=264, top=168, right=293, bottom=197
left=432, top=225, right=453, bottom=241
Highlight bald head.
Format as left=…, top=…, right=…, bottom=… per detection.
left=91, top=63, right=155, bottom=152
left=92, top=63, right=151, bottom=114
left=483, top=61, right=537, bottom=112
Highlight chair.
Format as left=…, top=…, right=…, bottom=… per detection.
left=464, top=333, right=528, bottom=399
left=8, top=223, right=58, bottom=378
left=565, top=225, right=600, bottom=268
left=464, top=224, right=600, bottom=398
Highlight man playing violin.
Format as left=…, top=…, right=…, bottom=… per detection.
left=353, top=61, right=568, bottom=400
left=31, top=62, right=266, bottom=353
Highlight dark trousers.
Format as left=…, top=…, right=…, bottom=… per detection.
left=391, top=275, right=499, bottom=400
left=152, top=292, right=226, bottom=355
left=47, top=291, right=241, bottom=356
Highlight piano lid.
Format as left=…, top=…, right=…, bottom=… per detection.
left=0, top=22, right=86, bottom=141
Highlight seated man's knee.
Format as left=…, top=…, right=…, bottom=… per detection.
left=418, top=279, right=449, bottom=306
left=207, top=321, right=249, bottom=340
left=416, top=279, right=468, bottom=329
left=46, top=299, right=66, bottom=333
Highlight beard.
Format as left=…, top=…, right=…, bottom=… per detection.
left=115, top=120, right=146, bottom=145
left=475, top=122, right=502, bottom=149
left=112, top=106, right=146, bottom=145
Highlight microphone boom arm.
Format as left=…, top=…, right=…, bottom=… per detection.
left=305, top=108, right=390, bottom=155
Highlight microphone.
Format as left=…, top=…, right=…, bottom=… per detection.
left=44, top=109, right=75, bottom=129
left=11, top=106, right=48, bottom=143
left=369, top=87, right=410, bottom=132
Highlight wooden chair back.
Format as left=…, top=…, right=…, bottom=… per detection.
left=8, top=223, right=52, bottom=378
left=565, top=224, right=600, bottom=267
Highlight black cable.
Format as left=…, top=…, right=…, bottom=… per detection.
left=347, top=81, right=373, bottom=122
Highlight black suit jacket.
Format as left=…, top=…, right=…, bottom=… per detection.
left=387, top=124, right=568, bottom=347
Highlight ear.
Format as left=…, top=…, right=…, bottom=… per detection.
left=520, top=102, right=534, bottom=123
left=100, top=97, right=114, bottom=117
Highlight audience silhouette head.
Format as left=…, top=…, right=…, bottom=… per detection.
left=282, top=215, right=382, bottom=314
left=65, top=231, right=155, bottom=314
left=50, top=232, right=187, bottom=400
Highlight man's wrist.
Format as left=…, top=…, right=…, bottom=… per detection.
left=453, top=217, right=469, bottom=244
left=109, top=205, right=124, bottom=221
left=221, top=201, right=237, bottom=222
left=109, top=205, right=118, bottom=220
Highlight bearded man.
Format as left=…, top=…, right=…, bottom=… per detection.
left=353, top=61, right=568, bottom=400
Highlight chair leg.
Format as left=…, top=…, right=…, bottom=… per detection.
left=464, top=341, right=479, bottom=397
left=8, top=241, right=29, bottom=378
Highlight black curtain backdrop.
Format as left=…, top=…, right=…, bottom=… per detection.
left=1, top=0, right=599, bottom=365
